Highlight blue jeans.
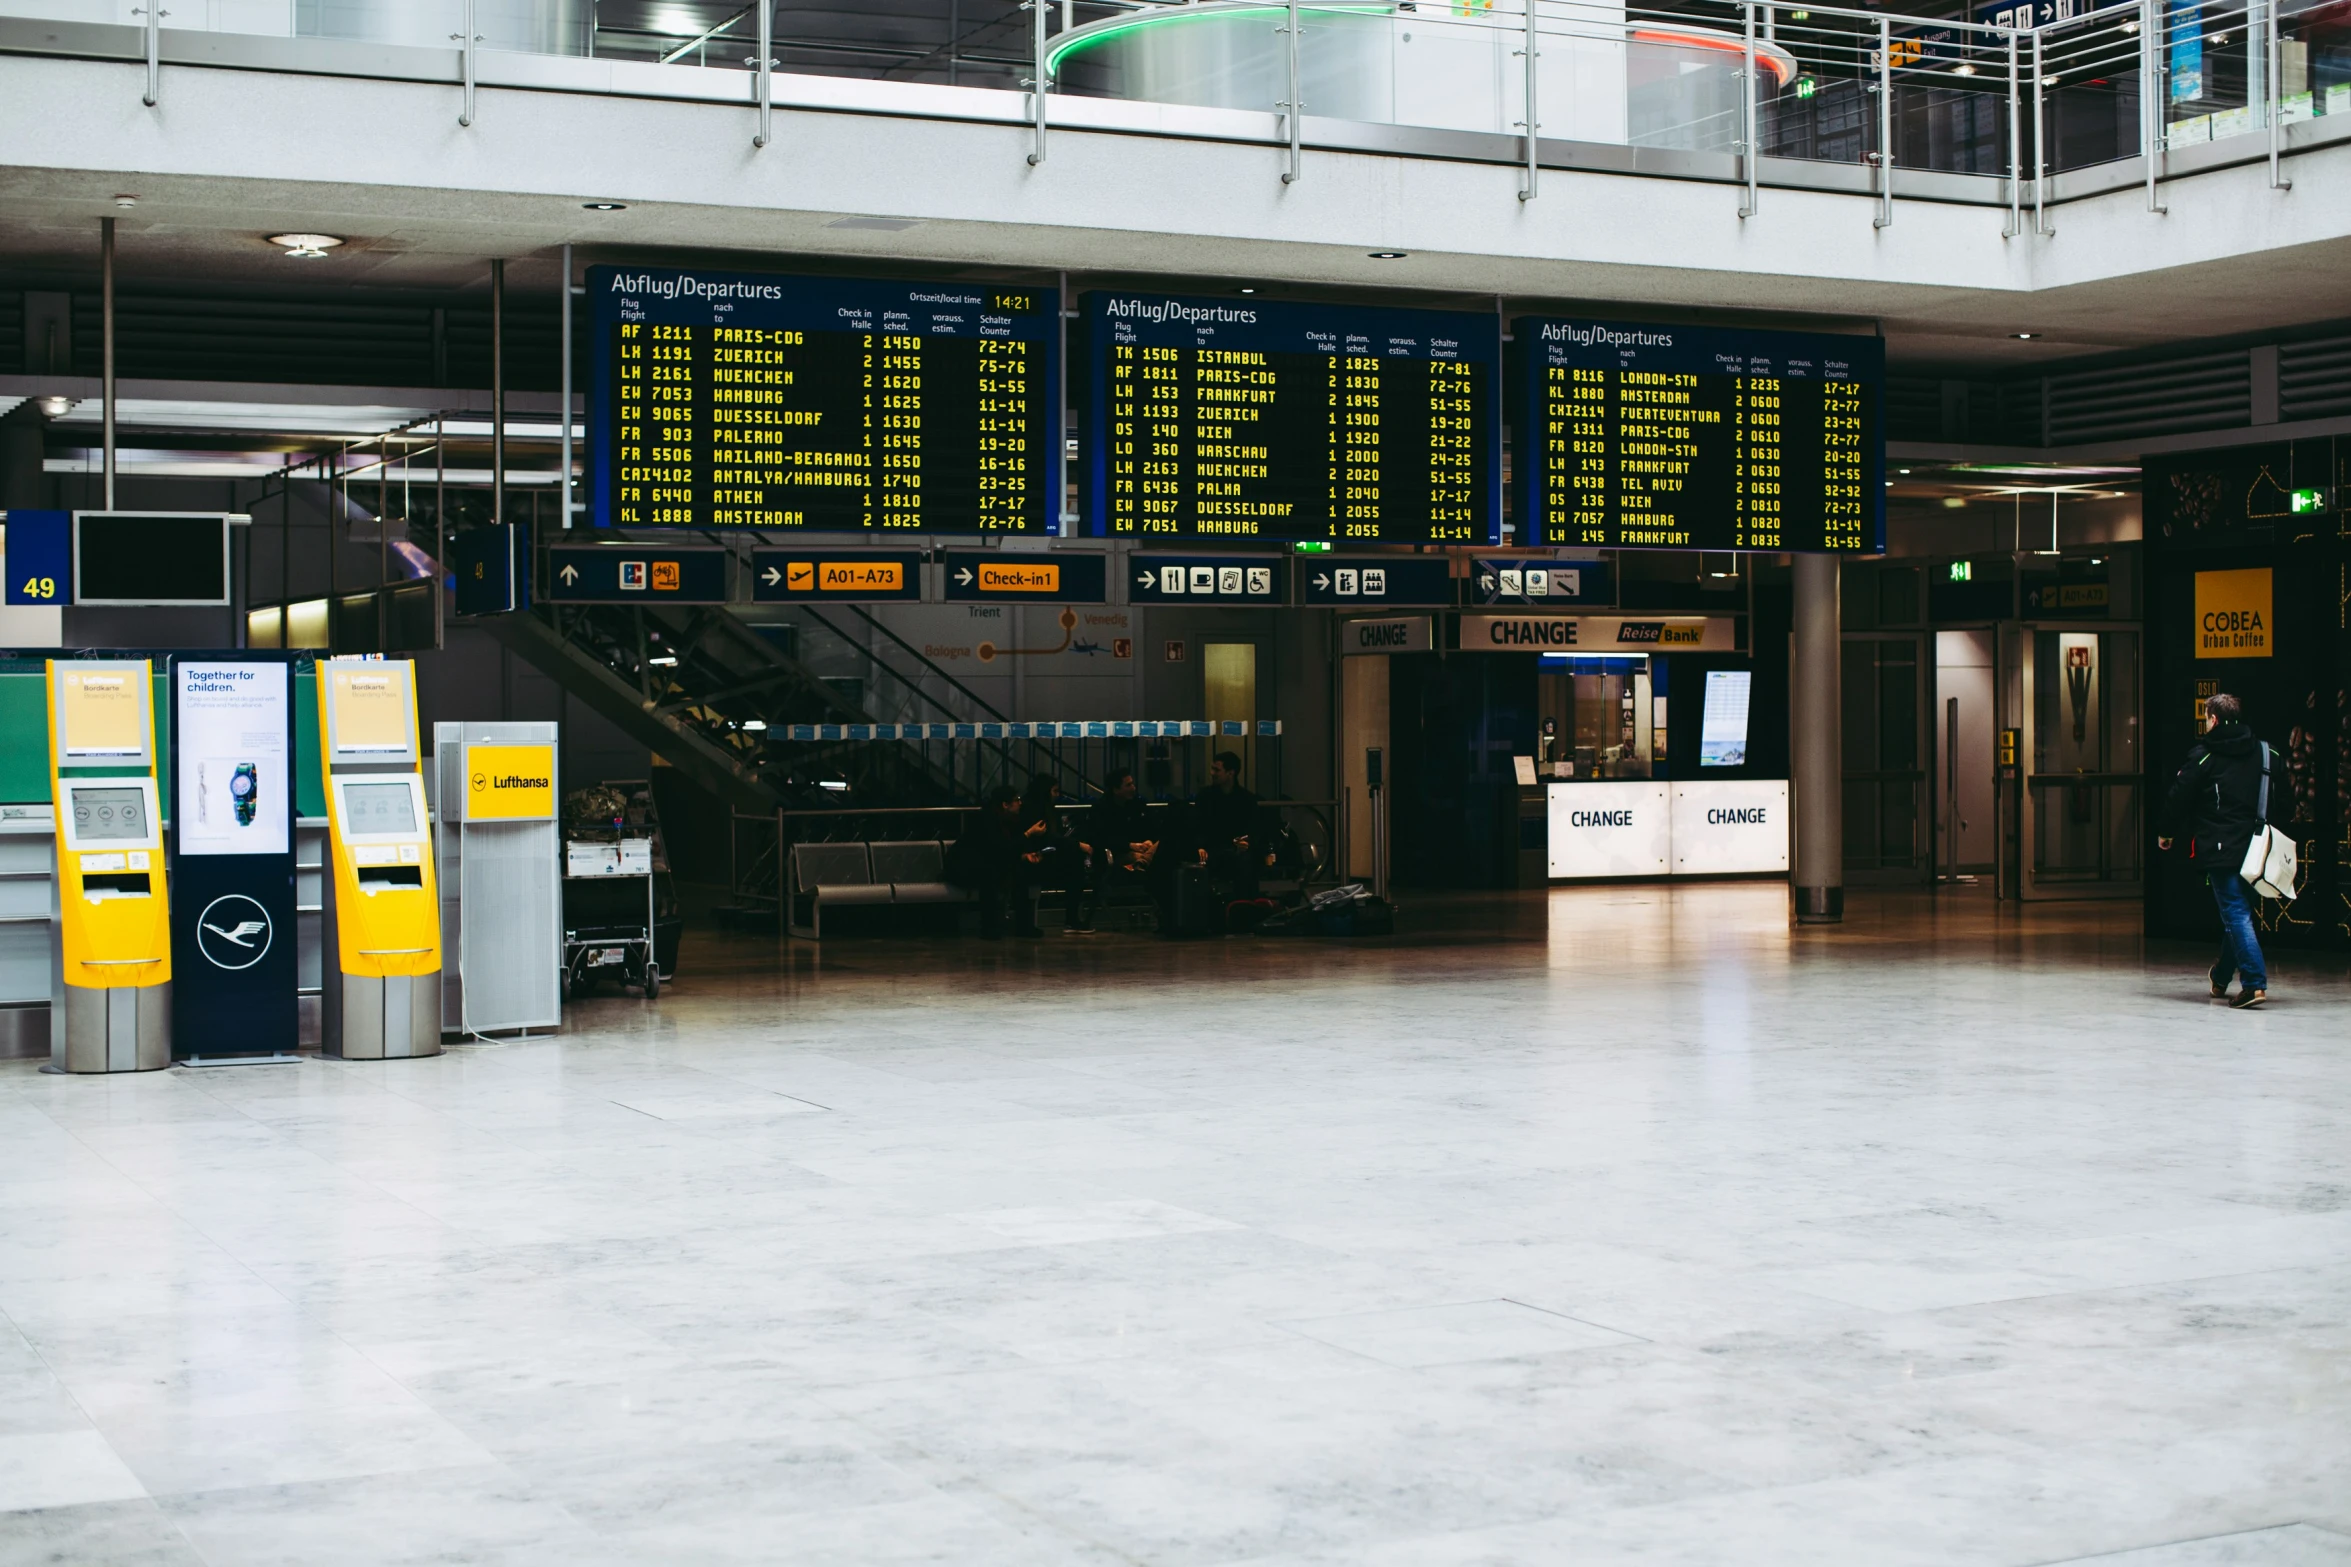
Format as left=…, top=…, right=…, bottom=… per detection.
left=2208, top=870, right=2268, bottom=992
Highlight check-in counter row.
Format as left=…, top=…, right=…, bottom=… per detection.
left=0, top=811, right=345, bottom=1055
left=1547, top=780, right=1791, bottom=880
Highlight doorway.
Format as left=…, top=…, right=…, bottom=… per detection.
left=2016, top=625, right=2142, bottom=898
left=1841, top=633, right=1928, bottom=880
left=1202, top=642, right=1257, bottom=784
left=1934, top=629, right=1997, bottom=877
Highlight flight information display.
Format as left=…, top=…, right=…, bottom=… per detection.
left=1518, top=318, right=1883, bottom=553
left=1085, top=292, right=1500, bottom=544
left=589, top=266, right=1057, bottom=532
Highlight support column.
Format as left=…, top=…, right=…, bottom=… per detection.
left=1791, top=551, right=1842, bottom=923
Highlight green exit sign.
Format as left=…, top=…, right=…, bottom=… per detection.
left=1949, top=561, right=1973, bottom=582
left=2290, top=488, right=2329, bottom=513
left=1294, top=541, right=1332, bottom=553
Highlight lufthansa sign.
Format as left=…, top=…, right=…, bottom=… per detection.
left=1457, top=615, right=1735, bottom=653
left=463, top=743, right=557, bottom=821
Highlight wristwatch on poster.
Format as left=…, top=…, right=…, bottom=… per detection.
left=231, top=763, right=259, bottom=826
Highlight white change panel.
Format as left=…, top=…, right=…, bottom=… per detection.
left=1547, top=782, right=1670, bottom=879
left=1669, top=780, right=1791, bottom=875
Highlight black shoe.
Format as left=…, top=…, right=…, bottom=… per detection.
left=2211, top=980, right=2231, bottom=999
left=2230, top=988, right=2268, bottom=1009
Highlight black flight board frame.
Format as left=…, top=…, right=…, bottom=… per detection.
left=1517, top=318, right=1883, bottom=554
left=590, top=265, right=1057, bottom=533
left=1085, top=292, right=1500, bottom=545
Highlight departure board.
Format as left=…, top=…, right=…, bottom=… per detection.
left=589, top=266, right=1056, bottom=532
left=1518, top=318, right=1883, bottom=553
left=1084, top=292, right=1500, bottom=544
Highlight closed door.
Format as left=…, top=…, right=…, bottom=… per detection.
left=1842, top=634, right=1927, bottom=880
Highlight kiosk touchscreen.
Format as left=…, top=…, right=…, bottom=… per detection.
left=318, top=659, right=442, bottom=1059
left=47, top=661, right=172, bottom=1072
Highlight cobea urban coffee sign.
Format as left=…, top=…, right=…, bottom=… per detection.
left=2193, top=568, right=2271, bottom=660
left=1457, top=615, right=1735, bottom=653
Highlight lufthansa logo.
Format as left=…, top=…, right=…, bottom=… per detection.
left=195, top=894, right=273, bottom=971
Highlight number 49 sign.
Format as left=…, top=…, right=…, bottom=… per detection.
left=3, top=511, right=71, bottom=605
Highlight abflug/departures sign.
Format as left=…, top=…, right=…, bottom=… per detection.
left=1518, top=316, right=1884, bottom=554
left=1085, top=291, right=1501, bottom=545
left=589, top=265, right=1058, bottom=533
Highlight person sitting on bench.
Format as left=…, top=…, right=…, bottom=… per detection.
left=1192, top=750, right=1274, bottom=898
left=1019, top=776, right=1092, bottom=933
left=947, top=785, right=1039, bottom=938
left=1081, top=767, right=1161, bottom=927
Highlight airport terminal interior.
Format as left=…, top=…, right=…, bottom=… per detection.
left=0, top=0, right=2348, bottom=1561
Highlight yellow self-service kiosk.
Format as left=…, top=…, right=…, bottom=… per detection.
left=318, top=658, right=442, bottom=1059
left=48, top=661, right=172, bottom=1072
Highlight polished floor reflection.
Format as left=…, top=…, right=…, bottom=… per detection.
left=0, top=884, right=2346, bottom=1566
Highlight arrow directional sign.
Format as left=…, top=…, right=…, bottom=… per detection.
left=542, top=546, right=729, bottom=604
left=941, top=551, right=1107, bottom=603
left=748, top=551, right=923, bottom=602
left=1468, top=557, right=1612, bottom=607
left=1294, top=556, right=1454, bottom=607
left=1128, top=554, right=1288, bottom=606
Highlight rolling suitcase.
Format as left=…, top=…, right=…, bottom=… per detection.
left=1167, top=865, right=1222, bottom=938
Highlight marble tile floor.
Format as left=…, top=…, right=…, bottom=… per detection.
left=0, top=881, right=2345, bottom=1566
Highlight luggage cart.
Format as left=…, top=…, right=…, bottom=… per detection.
left=563, top=838, right=660, bottom=999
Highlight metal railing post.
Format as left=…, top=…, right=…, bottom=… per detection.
left=1279, top=0, right=1304, bottom=183
left=2005, top=28, right=2021, bottom=236
left=1874, top=15, right=1893, bottom=228
left=754, top=0, right=774, bottom=149
left=2032, top=28, right=2051, bottom=234
left=137, top=2, right=163, bottom=105
left=2267, top=0, right=2290, bottom=189
left=454, top=0, right=478, bottom=127
left=1739, top=1, right=1759, bottom=218
left=1024, top=0, right=1049, bottom=166
left=2143, top=0, right=2167, bottom=212
left=1517, top=0, right=1541, bottom=201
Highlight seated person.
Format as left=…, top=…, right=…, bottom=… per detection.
left=946, top=785, right=1040, bottom=937
left=1018, top=776, right=1092, bottom=932
left=1192, top=750, right=1275, bottom=898
left=1080, top=768, right=1162, bottom=926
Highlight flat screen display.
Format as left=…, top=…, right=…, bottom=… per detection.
left=1698, top=670, right=1753, bottom=768
left=1086, top=292, right=1500, bottom=544
left=70, top=786, right=150, bottom=842
left=74, top=515, right=230, bottom=603
left=341, top=781, right=419, bottom=836
left=590, top=265, right=1057, bottom=532
left=1519, top=318, right=1883, bottom=553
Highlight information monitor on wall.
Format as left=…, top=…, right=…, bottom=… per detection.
left=1085, top=292, right=1500, bottom=544
left=589, top=266, right=1058, bottom=533
left=1517, top=318, right=1883, bottom=553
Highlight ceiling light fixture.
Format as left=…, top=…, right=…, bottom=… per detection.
left=1952, top=62, right=1977, bottom=75
left=1368, top=251, right=1407, bottom=260
left=268, top=232, right=343, bottom=259
left=2012, top=331, right=2039, bottom=339
left=1237, top=286, right=1257, bottom=294
left=36, top=396, right=75, bottom=419
left=112, top=194, right=139, bottom=208
left=583, top=201, right=627, bottom=211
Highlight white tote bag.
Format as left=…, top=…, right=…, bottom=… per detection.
left=2239, top=743, right=2299, bottom=902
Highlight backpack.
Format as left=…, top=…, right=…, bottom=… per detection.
left=2238, top=743, right=2299, bottom=901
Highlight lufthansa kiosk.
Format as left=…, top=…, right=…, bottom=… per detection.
left=47, top=660, right=172, bottom=1072
left=318, top=659, right=442, bottom=1060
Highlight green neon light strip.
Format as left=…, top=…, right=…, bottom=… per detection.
left=1045, top=3, right=1399, bottom=77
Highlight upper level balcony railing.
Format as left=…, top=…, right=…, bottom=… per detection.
left=4, top=0, right=2344, bottom=229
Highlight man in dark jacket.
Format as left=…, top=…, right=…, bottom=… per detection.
left=1193, top=750, right=1273, bottom=897
left=948, top=785, right=1041, bottom=938
left=2157, top=692, right=2272, bottom=1008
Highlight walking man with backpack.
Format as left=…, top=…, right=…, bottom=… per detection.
left=2156, top=692, right=2275, bottom=1009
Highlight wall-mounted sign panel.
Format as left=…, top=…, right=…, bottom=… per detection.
left=1295, top=556, right=1453, bottom=606
left=451, top=525, right=528, bottom=616
left=2192, top=567, right=2271, bottom=659
left=942, top=552, right=1107, bottom=603
left=73, top=513, right=233, bottom=605
left=1129, top=555, right=1287, bottom=605
left=1546, top=782, right=1671, bottom=878
left=1668, top=780, right=1789, bottom=875
left=1341, top=616, right=1433, bottom=655
left=1457, top=614, right=1737, bottom=653
left=1086, top=291, right=1500, bottom=545
left=590, top=265, right=1057, bottom=533
left=4, top=510, right=71, bottom=605
left=1518, top=317, right=1883, bottom=553
left=461, top=743, right=557, bottom=821
left=544, top=546, right=729, bottom=604
left=749, top=550, right=924, bottom=601
left=1468, top=557, right=1612, bottom=606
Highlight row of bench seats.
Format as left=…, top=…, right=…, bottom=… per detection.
left=787, top=841, right=972, bottom=939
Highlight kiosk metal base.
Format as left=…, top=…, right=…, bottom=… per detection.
left=54, top=983, right=171, bottom=1073
left=326, top=971, right=443, bottom=1060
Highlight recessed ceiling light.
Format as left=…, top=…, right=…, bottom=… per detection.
left=268, top=232, right=343, bottom=259
left=112, top=194, right=138, bottom=208
left=35, top=396, right=75, bottom=418
left=1952, top=62, right=1977, bottom=75
left=1368, top=251, right=1407, bottom=260
left=1942, top=496, right=1968, bottom=509
left=583, top=201, right=627, bottom=211
left=1898, top=467, right=1911, bottom=474
left=2012, top=331, right=2039, bottom=339
left=1237, top=286, right=1257, bottom=294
